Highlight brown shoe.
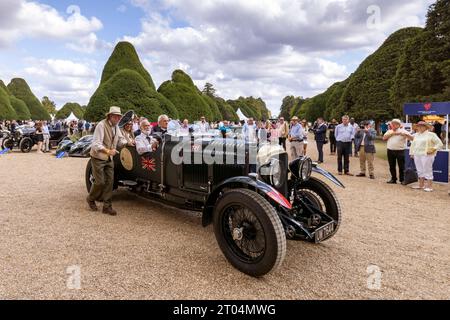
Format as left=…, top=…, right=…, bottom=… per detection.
left=102, top=207, right=117, bottom=216
left=87, top=198, right=98, bottom=211
left=345, top=173, right=354, bottom=176
left=356, top=173, right=366, bottom=177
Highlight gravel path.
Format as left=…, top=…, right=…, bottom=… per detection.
left=0, top=145, right=449, bottom=300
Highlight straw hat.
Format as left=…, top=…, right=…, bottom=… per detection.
left=106, top=106, right=122, bottom=117
left=416, top=121, right=432, bottom=129
left=391, top=119, right=402, bottom=126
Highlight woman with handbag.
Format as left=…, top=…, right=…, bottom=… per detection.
left=410, top=121, right=443, bottom=192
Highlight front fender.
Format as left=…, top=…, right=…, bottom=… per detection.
left=202, top=176, right=292, bottom=227
left=312, top=165, right=345, bottom=188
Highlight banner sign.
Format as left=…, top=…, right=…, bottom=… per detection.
left=405, top=149, right=449, bottom=184
left=403, top=102, right=450, bottom=116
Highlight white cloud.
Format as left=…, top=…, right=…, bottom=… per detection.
left=117, top=4, right=128, bottom=13
left=22, top=58, right=98, bottom=108
left=123, top=0, right=433, bottom=116
left=0, top=0, right=104, bottom=52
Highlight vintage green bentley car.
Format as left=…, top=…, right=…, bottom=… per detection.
left=85, top=112, right=344, bottom=277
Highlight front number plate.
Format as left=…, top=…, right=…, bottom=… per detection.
left=314, top=222, right=335, bottom=243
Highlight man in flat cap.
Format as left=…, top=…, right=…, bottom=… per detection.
left=87, top=106, right=128, bottom=216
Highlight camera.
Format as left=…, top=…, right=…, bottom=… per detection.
left=359, top=121, right=370, bottom=129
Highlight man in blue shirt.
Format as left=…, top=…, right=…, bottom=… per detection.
left=335, top=115, right=356, bottom=175
left=288, top=116, right=305, bottom=160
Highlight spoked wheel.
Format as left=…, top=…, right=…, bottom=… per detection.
left=19, top=138, right=33, bottom=153
left=2, top=138, right=14, bottom=150
left=85, top=159, right=118, bottom=193
left=295, top=177, right=342, bottom=242
left=85, top=159, right=94, bottom=192
left=213, top=188, right=286, bottom=277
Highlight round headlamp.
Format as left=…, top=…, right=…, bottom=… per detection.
left=299, top=157, right=312, bottom=181
left=269, top=158, right=282, bottom=188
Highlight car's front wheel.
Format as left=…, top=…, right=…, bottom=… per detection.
left=213, top=188, right=286, bottom=277
left=295, top=177, right=342, bottom=242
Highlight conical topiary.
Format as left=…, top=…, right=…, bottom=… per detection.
left=100, top=41, right=156, bottom=90
left=7, top=78, right=50, bottom=120
left=157, top=70, right=214, bottom=122
left=0, top=85, right=17, bottom=120
left=55, top=102, right=85, bottom=120
left=1, top=79, right=30, bottom=120
left=85, top=69, right=179, bottom=122
left=10, top=96, right=30, bottom=120
left=85, top=42, right=179, bottom=122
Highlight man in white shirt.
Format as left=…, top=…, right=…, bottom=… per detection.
left=199, top=116, right=210, bottom=133
left=383, top=119, right=413, bottom=184
left=135, top=119, right=159, bottom=155
left=243, top=118, right=257, bottom=143
left=180, top=119, right=191, bottom=135
left=42, top=121, right=50, bottom=153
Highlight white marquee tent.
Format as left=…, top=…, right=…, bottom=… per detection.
left=236, top=109, right=248, bottom=121
left=65, top=112, right=79, bottom=122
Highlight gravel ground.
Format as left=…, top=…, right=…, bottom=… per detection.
left=0, top=144, right=449, bottom=300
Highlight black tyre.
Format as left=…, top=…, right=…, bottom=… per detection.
left=85, top=159, right=118, bottom=193
left=213, top=188, right=287, bottom=277
left=19, top=137, right=33, bottom=153
left=85, top=159, right=94, bottom=193
left=296, top=177, right=342, bottom=242
left=2, top=138, right=14, bottom=150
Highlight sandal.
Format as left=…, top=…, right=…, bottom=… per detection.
left=424, top=188, right=434, bottom=192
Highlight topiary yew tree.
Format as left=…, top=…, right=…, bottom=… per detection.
left=101, top=41, right=156, bottom=90
left=0, top=85, right=17, bottom=120
left=7, top=78, right=50, bottom=120
left=55, top=102, right=85, bottom=120
left=85, top=42, right=179, bottom=122
left=157, top=70, right=213, bottom=122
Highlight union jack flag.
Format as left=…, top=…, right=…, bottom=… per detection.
left=141, top=157, right=156, bottom=172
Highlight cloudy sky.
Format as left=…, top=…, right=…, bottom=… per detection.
left=0, top=0, right=435, bottom=116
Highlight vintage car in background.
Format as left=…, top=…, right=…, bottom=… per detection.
left=1, top=126, right=67, bottom=153
left=85, top=112, right=344, bottom=277
left=56, top=135, right=93, bottom=158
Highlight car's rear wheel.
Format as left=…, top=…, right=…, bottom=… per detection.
left=85, top=159, right=94, bottom=193
left=213, top=188, right=286, bottom=277
left=2, top=138, right=14, bottom=150
left=19, top=137, right=33, bottom=153
left=85, top=159, right=118, bottom=193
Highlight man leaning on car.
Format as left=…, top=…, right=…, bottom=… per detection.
left=86, top=106, right=130, bottom=216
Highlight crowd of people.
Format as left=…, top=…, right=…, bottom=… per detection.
left=1, top=109, right=448, bottom=197
left=0, top=119, right=97, bottom=153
